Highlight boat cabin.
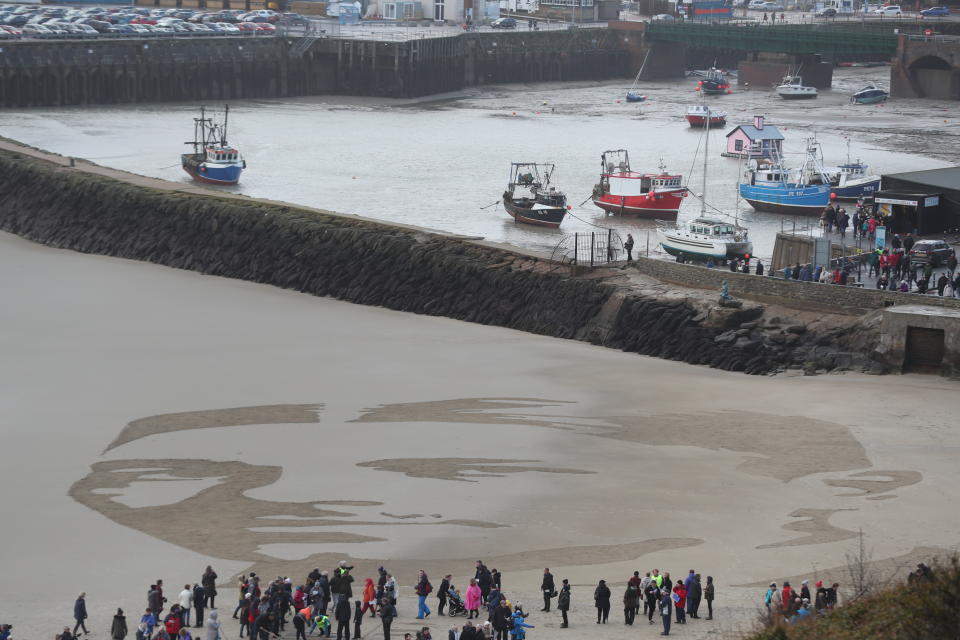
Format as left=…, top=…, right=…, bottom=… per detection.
left=603, top=171, right=682, bottom=195
left=687, top=217, right=745, bottom=238
left=724, top=115, right=784, bottom=159
left=746, top=162, right=790, bottom=186
left=206, top=147, right=240, bottom=164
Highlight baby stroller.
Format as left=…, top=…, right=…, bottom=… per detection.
left=446, top=589, right=468, bottom=617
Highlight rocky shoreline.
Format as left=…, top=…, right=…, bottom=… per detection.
left=0, top=143, right=887, bottom=377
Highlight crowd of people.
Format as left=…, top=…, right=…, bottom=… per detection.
left=37, top=561, right=725, bottom=640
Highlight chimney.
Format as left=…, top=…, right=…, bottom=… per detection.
left=754, top=115, right=764, bottom=129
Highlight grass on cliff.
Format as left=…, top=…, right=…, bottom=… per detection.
left=746, top=556, right=960, bottom=640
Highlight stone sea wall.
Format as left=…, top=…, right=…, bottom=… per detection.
left=0, top=146, right=883, bottom=375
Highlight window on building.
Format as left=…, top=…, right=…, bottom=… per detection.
left=734, top=139, right=743, bottom=152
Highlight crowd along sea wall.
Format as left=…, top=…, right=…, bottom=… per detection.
left=0, top=143, right=883, bottom=375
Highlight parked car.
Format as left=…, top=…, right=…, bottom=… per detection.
left=237, top=20, right=258, bottom=32
left=755, top=1, right=785, bottom=10
left=86, top=19, right=118, bottom=33
left=908, top=239, right=953, bottom=267
left=491, top=17, right=516, bottom=28
left=22, top=23, right=54, bottom=37
left=920, top=5, right=950, bottom=16
left=873, top=5, right=901, bottom=14
left=254, top=21, right=275, bottom=33
left=279, top=12, right=309, bottom=25
left=215, top=21, right=240, bottom=33
left=0, top=24, right=22, bottom=37
left=815, top=6, right=837, bottom=15
left=650, top=12, right=676, bottom=20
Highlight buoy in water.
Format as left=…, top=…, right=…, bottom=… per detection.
left=566, top=205, right=572, bottom=210
left=830, top=192, right=837, bottom=200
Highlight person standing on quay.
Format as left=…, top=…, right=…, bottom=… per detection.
left=624, top=234, right=635, bottom=262
left=557, top=580, right=571, bottom=629
left=179, top=585, right=193, bottom=627
left=193, top=583, right=206, bottom=628
left=202, top=566, right=218, bottom=609
left=704, top=576, right=715, bottom=620
left=74, top=592, right=89, bottom=636
left=111, top=608, right=128, bottom=640
left=686, top=573, right=702, bottom=620
left=594, top=580, right=610, bottom=624
left=540, top=569, right=555, bottom=612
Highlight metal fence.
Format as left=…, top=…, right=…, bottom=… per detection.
left=550, top=229, right=625, bottom=266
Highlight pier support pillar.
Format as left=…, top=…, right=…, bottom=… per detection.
left=737, top=52, right=833, bottom=89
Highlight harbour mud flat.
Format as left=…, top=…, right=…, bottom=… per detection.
left=0, top=139, right=891, bottom=376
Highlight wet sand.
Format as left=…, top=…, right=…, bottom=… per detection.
left=2, top=229, right=960, bottom=639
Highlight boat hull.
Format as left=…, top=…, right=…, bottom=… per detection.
left=181, top=154, right=242, bottom=185
left=831, top=177, right=880, bottom=200
left=777, top=91, right=818, bottom=100
left=657, top=231, right=753, bottom=261
left=853, top=95, right=887, bottom=104
left=593, top=190, right=685, bottom=219
left=686, top=114, right=726, bottom=128
left=625, top=93, right=646, bottom=103
left=739, top=183, right=831, bottom=215
left=503, top=198, right=566, bottom=228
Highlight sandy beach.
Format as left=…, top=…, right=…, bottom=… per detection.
left=1, top=228, right=959, bottom=640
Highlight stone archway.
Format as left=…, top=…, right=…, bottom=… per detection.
left=908, top=54, right=957, bottom=99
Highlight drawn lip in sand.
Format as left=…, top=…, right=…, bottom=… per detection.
left=357, top=458, right=594, bottom=482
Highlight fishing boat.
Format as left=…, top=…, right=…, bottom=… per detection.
left=686, top=104, right=727, bottom=128
left=501, top=162, right=568, bottom=228
left=657, top=107, right=752, bottom=261
left=776, top=74, right=817, bottom=100
left=697, top=67, right=731, bottom=95
left=181, top=105, right=245, bottom=185
left=626, top=92, right=647, bottom=103
left=851, top=84, right=888, bottom=104
left=822, top=140, right=881, bottom=199
left=738, top=139, right=833, bottom=215
left=591, top=149, right=687, bottom=219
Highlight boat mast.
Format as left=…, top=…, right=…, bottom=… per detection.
left=222, top=104, right=229, bottom=146
left=701, top=106, right=709, bottom=217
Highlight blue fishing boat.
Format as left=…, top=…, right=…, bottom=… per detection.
left=825, top=162, right=881, bottom=200
left=625, top=92, right=647, bottom=103
left=738, top=139, right=832, bottom=216
left=181, top=105, right=245, bottom=186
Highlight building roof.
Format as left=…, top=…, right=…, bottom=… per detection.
left=725, top=124, right=784, bottom=141
left=883, top=167, right=960, bottom=192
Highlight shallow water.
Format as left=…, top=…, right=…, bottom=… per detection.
left=0, top=68, right=950, bottom=261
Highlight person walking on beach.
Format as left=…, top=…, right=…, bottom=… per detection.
left=540, top=569, right=555, bottom=612
left=205, top=611, right=221, bottom=640
left=645, top=580, right=660, bottom=624
left=623, top=582, right=639, bottom=625
left=437, top=575, right=450, bottom=616
left=74, top=593, right=89, bottom=636
left=380, top=598, right=397, bottom=640
left=193, top=584, right=206, bottom=628
left=686, top=574, right=702, bottom=619
left=353, top=601, right=364, bottom=639
left=335, top=596, right=352, bottom=640
left=111, top=608, right=128, bottom=640
left=179, top=585, right=194, bottom=627
left=202, top=567, right=218, bottom=610
left=557, top=580, right=571, bottom=629
left=659, top=588, right=672, bottom=636
left=704, top=576, right=715, bottom=620
left=416, top=571, right=433, bottom=619
left=465, top=580, right=482, bottom=619
left=594, top=580, right=610, bottom=624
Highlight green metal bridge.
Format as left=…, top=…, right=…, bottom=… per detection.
left=644, top=22, right=898, bottom=56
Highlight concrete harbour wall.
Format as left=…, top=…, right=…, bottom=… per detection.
left=0, top=143, right=888, bottom=375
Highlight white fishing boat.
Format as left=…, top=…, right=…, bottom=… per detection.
left=657, top=107, right=752, bottom=262
left=776, top=75, right=818, bottom=100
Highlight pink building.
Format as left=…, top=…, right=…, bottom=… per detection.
left=723, top=115, right=784, bottom=159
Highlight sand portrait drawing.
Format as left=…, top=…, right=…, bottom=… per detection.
left=72, top=397, right=924, bottom=582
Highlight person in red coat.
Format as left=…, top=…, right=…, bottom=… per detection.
left=672, top=584, right=687, bottom=624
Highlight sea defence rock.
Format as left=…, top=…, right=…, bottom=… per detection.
left=0, top=145, right=881, bottom=376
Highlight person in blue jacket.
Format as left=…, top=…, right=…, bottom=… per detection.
left=509, top=609, right=533, bottom=640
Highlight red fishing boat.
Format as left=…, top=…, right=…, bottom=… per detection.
left=686, top=104, right=727, bottom=128
left=591, top=150, right=687, bottom=219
